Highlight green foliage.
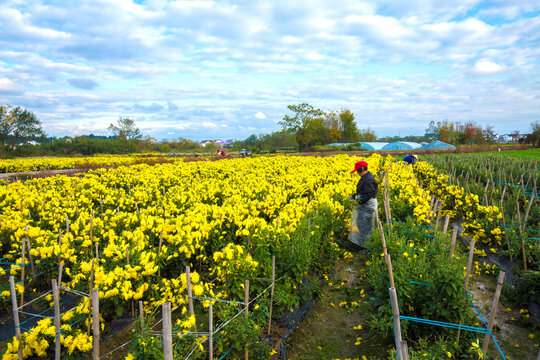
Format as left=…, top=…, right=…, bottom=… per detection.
left=108, top=117, right=142, bottom=140
left=0, top=104, right=45, bottom=150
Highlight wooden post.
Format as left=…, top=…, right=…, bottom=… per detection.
left=158, top=231, right=163, bottom=277
left=464, top=239, right=476, bottom=292
left=377, top=220, right=388, bottom=259
left=523, top=192, right=534, bottom=233
left=162, top=302, right=173, bottom=360
left=9, top=276, right=23, bottom=360
left=57, top=263, right=64, bottom=289
left=516, top=199, right=527, bottom=271
left=385, top=255, right=395, bottom=288
left=52, top=279, right=61, bottom=360
left=245, top=279, right=250, bottom=360
left=139, top=301, right=144, bottom=327
left=92, top=288, right=100, bottom=360
left=500, top=200, right=513, bottom=262
left=19, top=237, right=26, bottom=307
left=449, top=226, right=458, bottom=257
left=99, top=195, right=103, bottom=219
left=433, top=202, right=442, bottom=234
left=186, top=266, right=197, bottom=331
left=24, top=226, right=36, bottom=276
left=209, top=302, right=213, bottom=360
left=66, top=214, right=70, bottom=233
left=389, top=287, right=403, bottom=360
left=88, top=259, right=95, bottom=336
left=482, top=272, right=506, bottom=355
left=267, top=255, right=275, bottom=336
left=443, top=215, right=450, bottom=234
left=400, top=341, right=410, bottom=360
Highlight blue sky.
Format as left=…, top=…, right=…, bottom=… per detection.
left=0, top=0, right=539, bottom=141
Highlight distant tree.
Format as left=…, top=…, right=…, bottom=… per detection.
left=526, top=121, right=540, bottom=147
left=279, top=103, right=325, bottom=149
left=324, top=111, right=341, bottom=143
left=358, top=128, right=377, bottom=142
left=0, top=104, right=45, bottom=150
left=339, top=109, right=359, bottom=142
left=108, top=117, right=142, bottom=140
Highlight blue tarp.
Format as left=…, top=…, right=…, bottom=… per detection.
left=359, top=142, right=388, bottom=150
left=419, top=141, right=456, bottom=150
left=381, top=141, right=422, bottom=151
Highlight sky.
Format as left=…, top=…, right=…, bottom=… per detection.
left=0, top=0, right=539, bottom=141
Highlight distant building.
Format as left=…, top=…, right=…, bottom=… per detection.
left=200, top=140, right=214, bottom=147
left=145, top=138, right=157, bottom=145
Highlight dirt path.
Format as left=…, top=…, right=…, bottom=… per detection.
left=285, top=252, right=392, bottom=360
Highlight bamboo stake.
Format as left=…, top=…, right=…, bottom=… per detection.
left=482, top=272, right=506, bottom=355
left=162, top=302, right=173, bottom=360
left=449, top=226, right=458, bottom=257
left=19, top=236, right=26, bottom=307
left=88, top=259, right=95, bottom=336
left=523, top=192, right=534, bottom=233
left=92, top=288, right=100, bottom=360
left=377, top=220, right=388, bottom=259
left=158, top=231, right=163, bottom=277
left=9, top=276, right=23, bottom=360
left=66, top=214, right=70, bottom=233
left=433, top=202, right=442, bottom=235
left=464, top=239, right=476, bottom=292
left=443, top=215, right=450, bottom=234
left=267, top=255, right=275, bottom=336
left=52, top=279, right=61, bottom=360
left=245, top=279, right=250, bottom=360
left=500, top=200, right=513, bottom=262
left=516, top=199, right=527, bottom=270
left=186, top=266, right=197, bottom=331
left=209, top=302, right=213, bottom=360
left=139, top=301, right=144, bottom=327
left=400, top=341, right=410, bottom=360
left=389, top=287, right=403, bottom=360
left=385, top=255, right=395, bottom=288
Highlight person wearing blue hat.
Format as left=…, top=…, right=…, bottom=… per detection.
left=403, top=154, right=418, bottom=165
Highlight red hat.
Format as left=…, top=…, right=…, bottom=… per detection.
left=350, top=161, right=368, bottom=173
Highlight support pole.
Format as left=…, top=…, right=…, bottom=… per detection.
left=186, top=266, right=197, bottom=331
left=499, top=200, right=513, bottom=262
left=92, top=288, right=100, bottom=360
left=52, top=279, right=61, bottom=360
left=19, top=237, right=26, bottom=307
left=400, top=341, right=410, bottom=360
left=267, top=255, right=275, bottom=336
left=24, top=226, right=36, bottom=276
left=464, top=239, right=476, bottom=292
left=378, top=220, right=388, bottom=259
left=162, top=302, right=173, bottom=360
left=209, top=302, right=213, bottom=360
left=443, top=215, right=450, bottom=234
left=245, top=279, right=250, bottom=360
left=385, top=254, right=396, bottom=287
left=482, top=272, right=506, bottom=355
left=515, top=199, right=527, bottom=270
left=449, top=226, right=458, bottom=257
left=139, top=301, right=144, bottom=327
left=9, top=276, right=23, bottom=360
left=389, top=287, right=402, bottom=360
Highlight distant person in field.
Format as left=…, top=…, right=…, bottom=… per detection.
left=403, top=154, right=418, bottom=165
left=348, top=160, right=378, bottom=248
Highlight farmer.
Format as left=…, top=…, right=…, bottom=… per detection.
left=403, top=154, right=418, bottom=165
left=349, top=160, right=378, bottom=248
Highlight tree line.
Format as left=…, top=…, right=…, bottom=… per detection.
left=1, top=103, right=539, bottom=157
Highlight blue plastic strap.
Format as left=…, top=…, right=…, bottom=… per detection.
left=218, top=349, right=232, bottom=360
left=399, top=316, right=491, bottom=334
left=409, top=281, right=432, bottom=286
left=465, top=291, right=488, bottom=328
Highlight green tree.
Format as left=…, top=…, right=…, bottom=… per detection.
left=358, top=128, right=377, bottom=142
left=108, top=117, right=142, bottom=140
left=526, top=121, right=540, bottom=147
left=339, top=109, right=359, bottom=142
left=0, top=105, right=45, bottom=150
left=279, top=103, right=325, bottom=149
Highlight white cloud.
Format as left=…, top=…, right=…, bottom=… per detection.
left=202, top=122, right=218, bottom=128
left=254, top=112, right=266, bottom=119
left=0, top=77, right=24, bottom=94
left=473, top=59, right=505, bottom=74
